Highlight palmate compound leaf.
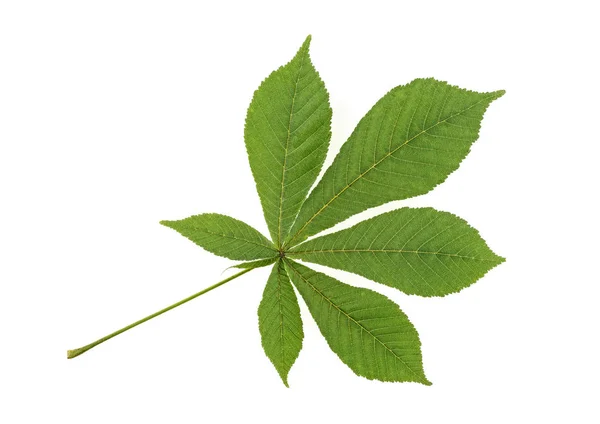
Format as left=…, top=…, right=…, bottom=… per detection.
left=288, top=207, right=504, bottom=297
left=160, top=213, right=277, bottom=261
left=285, top=259, right=430, bottom=385
left=258, top=260, right=303, bottom=387
left=68, top=36, right=505, bottom=388
left=245, top=35, right=332, bottom=247
left=284, top=78, right=504, bottom=247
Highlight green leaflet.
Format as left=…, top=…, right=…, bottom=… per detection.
left=245, top=35, right=332, bottom=247
left=231, top=257, right=278, bottom=270
left=285, top=79, right=504, bottom=247
left=285, top=260, right=430, bottom=385
left=289, top=207, right=504, bottom=297
left=160, top=213, right=277, bottom=261
left=258, top=260, right=303, bottom=387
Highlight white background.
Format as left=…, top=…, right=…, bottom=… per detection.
left=1, top=1, right=598, bottom=422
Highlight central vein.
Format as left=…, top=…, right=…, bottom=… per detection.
left=277, top=51, right=307, bottom=248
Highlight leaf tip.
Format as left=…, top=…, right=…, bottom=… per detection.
left=492, top=89, right=506, bottom=99
left=296, top=35, right=312, bottom=57
left=159, top=220, right=172, bottom=227
left=491, top=249, right=506, bottom=265
left=276, top=370, right=291, bottom=388
left=303, top=34, right=312, bottom=47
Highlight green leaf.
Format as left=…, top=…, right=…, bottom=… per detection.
left=286, top=79, right=504, bottom=246
left=160, top=213, right=277, bottom=261
left=258, top=260, right=303, bottom=387
left=245, top=35, right=332, bottom=247
left=70, top=37, right=506, bottom=387
left=289, top=207, right=504, bottom=297
left=284, top=259, right=430, bottom=384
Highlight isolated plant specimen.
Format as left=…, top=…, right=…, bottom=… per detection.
left=68, top=36, right=505, bottom=387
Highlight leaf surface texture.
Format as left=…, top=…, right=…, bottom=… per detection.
left=289, top=208, right=504, bottom=296
left=161, top=213, right=276, bottom=261
left=286, top=79, right=504, bottom=246
left=245, top=35, right=332, bottom=246
left=258, top=260, right=303, bottom=386
left=285, top=260, right=430, bottom=384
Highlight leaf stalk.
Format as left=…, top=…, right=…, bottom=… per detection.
left=67, top=267, right=254, bottom=359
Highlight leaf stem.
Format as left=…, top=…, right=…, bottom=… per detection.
left=67, top=267, right=254, bottom=359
